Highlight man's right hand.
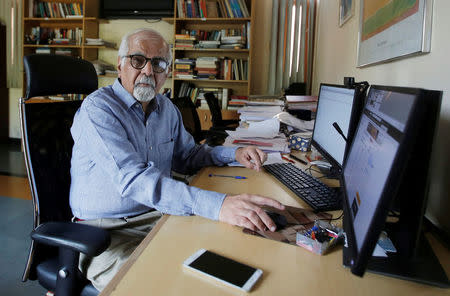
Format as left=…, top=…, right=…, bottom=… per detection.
left=218, top=194, right=285, bottom=232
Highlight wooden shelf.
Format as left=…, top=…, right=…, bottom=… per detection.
left=176, top=17, right=251, bottom=21
left=172, top=0, right=254, bottom=102
left=22, top=0, right=102, bottom=95
left=173, top=79, right=248, bottom=83
left=24, top=17, right=97, bottom=21
left=24, top=44, right=82, bottom=48
left=174, top=48, right=249, bottom=52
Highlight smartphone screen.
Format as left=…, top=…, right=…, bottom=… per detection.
left=184, top=249, right=262, bottom=291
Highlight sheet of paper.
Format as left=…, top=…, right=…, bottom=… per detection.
left=238, top=106, right=283, bottom=113
left=246, top=100, right=284, bottom=106
left=227, top=118, right=280, bottom=139
left=371, top=244, right=388, bottom=257
left=275, top=112, right=315, bottom=131
left=227, top=152, right=283, bottom=167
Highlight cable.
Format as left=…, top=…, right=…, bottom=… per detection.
left=296, top=211, right=344, bottom=226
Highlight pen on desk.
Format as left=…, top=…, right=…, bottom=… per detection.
left=208, top=174, right=247, bottom=179
left=289, top=154, right=308, bottom=165
left=281, top=156, right=295, bottom=163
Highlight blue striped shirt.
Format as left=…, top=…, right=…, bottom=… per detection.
left=69, top=79, right=237, bottom=220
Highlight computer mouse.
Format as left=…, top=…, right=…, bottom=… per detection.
left=265, top=211, right=288, bottom=230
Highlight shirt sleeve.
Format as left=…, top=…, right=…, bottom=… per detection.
left=77, top=98, right=228, bottom=220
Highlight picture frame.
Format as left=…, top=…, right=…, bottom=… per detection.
left=357, top=0, right=433, bottom=67
left=339, top=0, right=354, bottom=27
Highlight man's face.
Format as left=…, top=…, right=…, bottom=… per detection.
left=117, top=33, right=168, bottom=102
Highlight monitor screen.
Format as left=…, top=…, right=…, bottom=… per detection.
left=343, top=88, right=414, bottom=252
left=341, top=85, right=448, bottom=287
left=311, top=84, right=358, bottom=168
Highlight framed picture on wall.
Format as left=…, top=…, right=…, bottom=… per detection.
left=357, top=0, right=433, bottom=67
left=339, top=0, right=354, bottom=27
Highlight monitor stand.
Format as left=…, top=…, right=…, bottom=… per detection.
left=343, top=226, right=449, bottom=288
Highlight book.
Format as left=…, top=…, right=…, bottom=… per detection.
left=206, top=0, right=219, bottom=18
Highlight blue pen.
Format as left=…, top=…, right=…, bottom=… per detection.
left=208, top=174, right=247, bottom=179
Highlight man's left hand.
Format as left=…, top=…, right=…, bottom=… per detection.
left=235, top=146, right=267, bottom=172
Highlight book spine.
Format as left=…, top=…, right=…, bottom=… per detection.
left=224, top=0, right=234, bottom=18
left=222, top=88, right=229, bottom=109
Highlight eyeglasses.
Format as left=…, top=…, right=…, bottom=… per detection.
left=125, top=55, right=169, bottom=73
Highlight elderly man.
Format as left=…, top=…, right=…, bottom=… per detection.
left=69, top=28, right=284, bottom=291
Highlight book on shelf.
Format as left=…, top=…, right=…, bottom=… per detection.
left=177, top=0, right=248, bottom=18
left=54, top=48, right=72, bottom=56
left=33, top=2, right=83, bottom=18
left=35, top=47, right=51, bottom=54
left=206, top=0, right=219, bottom=18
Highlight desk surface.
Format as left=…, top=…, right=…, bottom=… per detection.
left=100, top=165, right=449, bottom=296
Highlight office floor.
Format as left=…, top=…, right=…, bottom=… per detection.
left=0, top=140, right=46, bottom=295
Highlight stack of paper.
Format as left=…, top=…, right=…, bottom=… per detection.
left=224, top=118, right=290, bottom=154
left=237, top=105, right=283, bottom=122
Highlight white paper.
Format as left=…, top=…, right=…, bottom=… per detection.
left=238, top=106, right=283, bottom=114
left=227, top=152, right=283, bottom=167
left=275, top=112, right=315, bottom=131
left=371, top=244, right=388, bottom=258
left=227, top=118, right=280, bottom=139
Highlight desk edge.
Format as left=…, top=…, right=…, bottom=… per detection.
left=99, top=214, right=170, bottom=295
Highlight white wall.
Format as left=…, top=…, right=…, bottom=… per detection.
left=312, top=0, right=450, bottom=232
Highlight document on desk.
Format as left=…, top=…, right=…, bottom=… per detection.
left=227, top=152, right=283, bottom=167
left=223, top=135, right=290, bottom=153
left=275, top=112, right=315, bottom=132
left=227, top=118, right=280, bottom=139
left=237, top=106, right=283, bottom=114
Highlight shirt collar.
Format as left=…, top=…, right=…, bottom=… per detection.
left=112, top=78, right=161, bottom=113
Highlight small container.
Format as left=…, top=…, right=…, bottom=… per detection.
left=288, top=132, right=311, bottom=152
left=296, top=220, right=344, bottom=255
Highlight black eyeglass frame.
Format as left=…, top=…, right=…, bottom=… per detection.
left=125, top=55, right=169, bottom=73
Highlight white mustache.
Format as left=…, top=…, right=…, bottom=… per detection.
left=135, top=76, right=155, bottom=88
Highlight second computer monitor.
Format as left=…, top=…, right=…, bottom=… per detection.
left=311, top=84, right=361, bottom=170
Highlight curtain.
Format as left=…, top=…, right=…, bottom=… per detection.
left=267, top=0, right=316, bottom=95
left=0, top=0, right=22, bottom=88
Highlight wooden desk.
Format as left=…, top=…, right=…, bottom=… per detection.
left=101, top=166, right=449, bottom=296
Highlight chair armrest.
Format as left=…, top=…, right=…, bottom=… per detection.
left=31, top=222, right=110, bottom=257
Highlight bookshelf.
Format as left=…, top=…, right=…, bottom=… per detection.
left=22, top=0, right=109, bottom=94
left=173, top=0, right=254, bottom=128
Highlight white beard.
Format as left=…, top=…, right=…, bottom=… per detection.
left=133, top=76, right=156, bottom=102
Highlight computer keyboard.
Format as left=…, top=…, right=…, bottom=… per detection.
left=264, top=163, right=341, bottom=211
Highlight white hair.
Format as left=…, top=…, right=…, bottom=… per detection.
left=118, top=28, right=172, bottom=69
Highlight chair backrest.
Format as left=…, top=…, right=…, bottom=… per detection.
left=21, top=54, right=97, bottom=281
left=172, top=96, right=204, bottom=143
left=24, top=54, right=98, bottom=99
left=204, top=92, right=223, bottom=126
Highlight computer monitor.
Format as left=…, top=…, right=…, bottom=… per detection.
left=341, top=85, right=449, bottom=287
left=311, top=84, right=364, bottom=174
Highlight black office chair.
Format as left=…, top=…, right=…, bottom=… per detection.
left=204, top=92, right=240, bottom=130
left=172, top=96, right=206, bottom=144
left=172, top=96, right=230, bottom=147
left=20, top=54, right=111, bottom=296
left=203, top=92, right=240, bottom=145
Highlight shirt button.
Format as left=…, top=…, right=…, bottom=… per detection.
left=149, top=146, right=153, bottom=150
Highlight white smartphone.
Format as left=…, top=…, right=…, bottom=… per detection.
left=183, top=249, right=263, bottom=292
